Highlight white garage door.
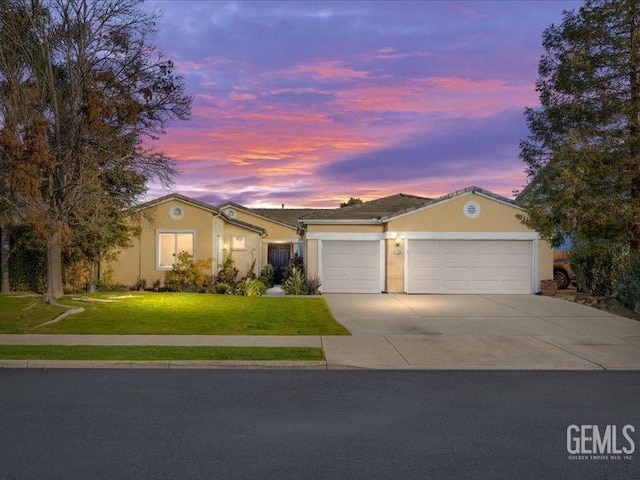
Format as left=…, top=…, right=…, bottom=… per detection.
left=321, top=241, right=381, bottom=293
left=407, top=240, right=532, bottom=294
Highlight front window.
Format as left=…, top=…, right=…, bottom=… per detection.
left=158, top=232, right=194, bottom=269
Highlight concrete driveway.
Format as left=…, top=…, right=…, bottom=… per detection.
left=322, top=294, right=640, bottom=370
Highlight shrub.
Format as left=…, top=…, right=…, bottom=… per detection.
left=8, top=226, right=47, bottom=292
left=259, top=264, right=275, bottom=288
left=95, top=281, right=129, bottom=292
left=282, top=267, right=308, bottom=295
left=135, top=278, right=147, bottom=291
left=241, top=258, right=257, bottom=281
left=571, top=238, right=627, bottom=297
left=211, top=282, right=232, bottom=295
left=306, top=275, right=322, bottom=295
left=215, top=255, right=239, bottom=286
left=64, top=259, right=95, bottom=292
left=283, top=254, right=304, bottom=281
left=236, top=278, right=267, bottom=297
left=164, top=251, right=211, bottom=292
left=617, top=253, right=640, bottom=312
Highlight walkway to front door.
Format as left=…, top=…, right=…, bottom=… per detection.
left=268, top=244, right=291, bottom=283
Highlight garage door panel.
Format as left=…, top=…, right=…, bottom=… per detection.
left=470, top=266, right=501, bottom=279
left=349, top=256, right=377, bottom=268
left=322, top=241, right=380, bottom=293
left=408, top=240, right=532, bottom=294
left=471, top=254, right=500, bottom=267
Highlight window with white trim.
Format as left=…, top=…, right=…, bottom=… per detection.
left=158, top=232, right=194, bottom=269
left=232, top=236, right=246, bottom=251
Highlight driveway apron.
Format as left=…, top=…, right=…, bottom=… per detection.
left=321, top=294, right=640, bottom=370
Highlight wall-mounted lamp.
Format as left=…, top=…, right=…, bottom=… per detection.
left=393, top=234, right=402, bottom=255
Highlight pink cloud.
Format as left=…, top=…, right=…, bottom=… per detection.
left=372, top=47, right=432, bottom=60
left=277, top=60, right=371, bottom=80
left=228, top=92, right=257, bottom=101
left=333, top=77, right=536, bottom=117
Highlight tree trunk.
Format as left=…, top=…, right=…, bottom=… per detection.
left=0, top=224, right=9, bottom=293
left=45, top=232, right=64, bottom=299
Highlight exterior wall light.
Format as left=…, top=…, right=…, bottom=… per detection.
left=393, top=234, right=402, bottom=255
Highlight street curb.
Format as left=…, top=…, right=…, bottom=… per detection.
left=0, top=360, right=329, bottom=370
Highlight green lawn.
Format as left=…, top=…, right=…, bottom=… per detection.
left=0, top=292, right=349, bottom=335
left=0, top=345, right=324, bottom=361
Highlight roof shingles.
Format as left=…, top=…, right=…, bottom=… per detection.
left=299, top=193, right=429, bottom=221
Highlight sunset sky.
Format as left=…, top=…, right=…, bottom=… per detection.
left=144, top=0, right=582, bottom=207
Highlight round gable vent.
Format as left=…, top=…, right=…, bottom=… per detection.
left=224, top=208, right=236, bottom=219
left=463, top=200, right=481, bottom=219
left=168, top=205, right=184, bottom=220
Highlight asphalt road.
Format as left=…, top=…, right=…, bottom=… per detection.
left=0, top=370, right=638, bottom=480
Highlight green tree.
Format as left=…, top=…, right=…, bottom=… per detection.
left=518, top=0, right=640, bottom=252
left=340, top=197, right=363, bottom=208
left=0, top=0, right=191, bottom=299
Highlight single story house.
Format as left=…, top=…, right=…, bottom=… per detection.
left=106, top=186, right=553, bottom=294
left=298, top=186, right=553, bottom=294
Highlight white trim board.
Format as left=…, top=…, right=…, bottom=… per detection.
left=306, top=231, right=540, bottom=241
left=388, top=232, right=540, bottom=241
left=379, top=239, right=386, bottom=292
left=262, top=238, right=299, bottom=244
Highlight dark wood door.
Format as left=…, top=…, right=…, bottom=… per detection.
left=268, top=244, right=291, bottom=284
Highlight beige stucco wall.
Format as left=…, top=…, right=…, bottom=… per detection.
left=305, top=239, right=319, bottom=279
left=106, top=198, right=263, bottom=287
left=538, top=240, right=554, bottom=283
left=224, top=224, right=262, bottom=279
left=385, top=238, right=404, bottom=293
left=387, top=193, right=530, bottom=232
left=232, top=209, right=297, bottom=240
left=225, top=209, right=298, bottom=269
left=106, top=199, right=215, bottom=287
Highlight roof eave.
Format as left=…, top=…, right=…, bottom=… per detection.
left=130, top=193, right=220, bottom=215
left=299, top=219, right=382, bottom=225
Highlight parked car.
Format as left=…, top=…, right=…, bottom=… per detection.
left=553, top=256, right=575, bottom=289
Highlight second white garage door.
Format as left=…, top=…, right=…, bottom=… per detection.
left=321, top=241, right=381, bottom=293
left=407, top=240, right=533, bottom=294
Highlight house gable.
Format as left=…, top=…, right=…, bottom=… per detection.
left=386, top=191, right=530, bottom=233
left=218, top=202, right=297, bottom=240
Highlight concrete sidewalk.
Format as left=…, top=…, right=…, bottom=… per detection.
left=1, top=332, right=639, bottom=370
